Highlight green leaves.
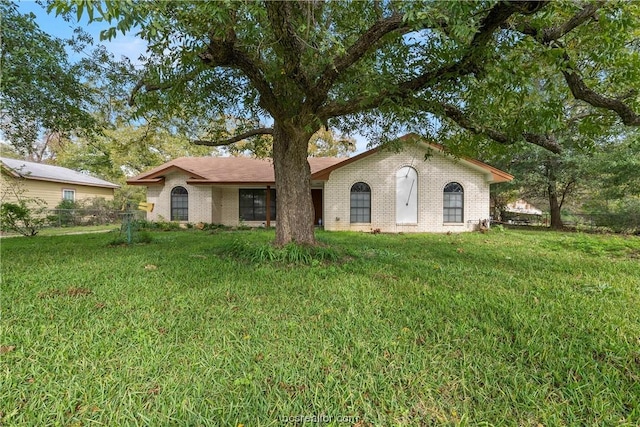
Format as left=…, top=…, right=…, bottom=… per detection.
left=1, top=1, right=99, bottom=155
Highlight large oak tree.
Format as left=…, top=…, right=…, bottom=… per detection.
left=51, top=0, right=640, bottom=245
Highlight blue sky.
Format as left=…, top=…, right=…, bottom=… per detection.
left=18, top=1, right=147, bottom=63
left=16, top=1, right=370, bottom=154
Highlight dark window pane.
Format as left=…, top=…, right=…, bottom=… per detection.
left=350, top=182, right=371, bottom=223
left=171, top=186, right=188, bottom=221
left=443, top=182, right=463, bottom=223
left=239, top=189, right=276, bottom=221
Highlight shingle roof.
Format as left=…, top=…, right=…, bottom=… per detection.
left=0, top=157, right=120, bottom=188
left=127, top=156, right=347, bottom=185
left=126, top=134, right=513, bottom=185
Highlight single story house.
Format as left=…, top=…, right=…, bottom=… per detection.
left=127, top=135, right=513, bottom=233
left=1, top=157, right=120, bottom=206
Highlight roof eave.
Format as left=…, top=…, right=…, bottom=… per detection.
left=186, top=180, right=276, bottom=186
left=133, top=164, right=208, bottom=181
left=19, top=175, right=120, bottom=188
left=127, top=177, right=165, bottom=186
left=401, top=135, right=513, bottom=183
left=1, top=165, right=22, bottom=178
left=310, top=148, right=381, bottom=180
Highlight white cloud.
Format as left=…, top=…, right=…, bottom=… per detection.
left=103, top=36, right=147, bottom=63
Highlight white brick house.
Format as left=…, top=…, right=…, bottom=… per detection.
left=127, top=135, right=512, bottom=233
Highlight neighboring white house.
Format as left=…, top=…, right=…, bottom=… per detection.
left=504, top=199, right=543, bottom=216
left=502, top=199, right=544, bottom=224
left=127, top=135, right=513, bottom=233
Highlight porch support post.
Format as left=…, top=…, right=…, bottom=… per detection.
left=266, top=185, right=271, bottom=228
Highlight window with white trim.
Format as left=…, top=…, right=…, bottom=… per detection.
left=350, top=182, right=371, bottom=223
left=443, top=182, right=463, bottom=223
left=62, top=189, right=75, bottom=201
left=171, top=186, right=188, bottom=221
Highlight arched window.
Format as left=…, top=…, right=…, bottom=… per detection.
left=350, top=182, right=371, bottom=223
left=171, top=186, right=188, bottom=221
left=443, top=182, right=463, bottom=223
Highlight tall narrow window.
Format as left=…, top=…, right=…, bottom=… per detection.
left=350, top=182, right=371, bottom=223
left=171, top=186, right=188, bottom=221
left=443, top=182, right=463, bottom=223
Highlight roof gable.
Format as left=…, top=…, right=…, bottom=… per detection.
left=126, top=134, right=512, bottom=186
left=312, top=135, right=513, bottom=183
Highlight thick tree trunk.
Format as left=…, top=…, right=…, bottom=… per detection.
left=272, top=120, right=316, bottom=246
left=548, top=189, right=564, bottom=230
left=545, top=158, right=564, bottom=230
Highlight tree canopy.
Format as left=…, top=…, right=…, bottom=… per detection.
left=0, top=1, right=100, bottom=156
left=49, top=0, right=640, bottom=244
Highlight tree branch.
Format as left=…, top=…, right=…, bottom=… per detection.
left=562, top=66, right=640, bottom=126
left=192, top=127, right=274, bottom=146
left=400, top=0, right=527, bottom=93
left=507, top=1, right=604, bottom=44
left=318, top=1, right=535, bottom=119
left=264, top=1, right=309, bottom=89
left=440, top=102, right=563, bottom=154
left=128, top=69, right=201, bottom=106
left=312, top=11, right=406, bottom=104
left=198, top=27, right=280, bottom=115
left=559, top=179, right=576, bottom=209
left=507, top=3, right=639, bottom=126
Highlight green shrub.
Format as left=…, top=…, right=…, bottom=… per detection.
left=49, top=199, right=81, bottom=227
left=157, top=221, right=181, bottom=231
left=1, top=200, right=47, bottom=236
left=583, top=198, right=640, bottom=234
left=203, top=223, right=231, bottom=232
left=136, top=219, right=157, bottom=230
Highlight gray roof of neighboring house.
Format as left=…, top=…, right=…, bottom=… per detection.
left=0, top=157, right=120, bottom=189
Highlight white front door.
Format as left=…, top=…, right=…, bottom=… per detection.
left=396, top=166, right=418, bottom=224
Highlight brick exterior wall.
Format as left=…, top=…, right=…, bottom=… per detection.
left=143, top=147, right=493, bottom=233
left=145, top=172, right=215, bottom=223
left=323, top=146, right=491, bottom=233
left=145, top=177, right=271, bottom=227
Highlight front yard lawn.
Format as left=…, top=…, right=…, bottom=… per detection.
left=1, top=229, right=639, bottom=425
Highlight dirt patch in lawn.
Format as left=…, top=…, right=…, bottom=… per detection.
left=38, top=287, right=93, bottom=298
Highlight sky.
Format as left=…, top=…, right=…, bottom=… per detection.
left=18, top=1, right=146, bottom=62
left=15, top=1, right=370, bottom=154
left=18, top=1, right=147, bottom=63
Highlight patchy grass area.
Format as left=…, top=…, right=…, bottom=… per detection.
left=1, top=224, right=119, bottom=238
left=1, top=229, right=639, bottom=426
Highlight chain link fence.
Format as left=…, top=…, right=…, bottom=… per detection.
left=46, top=209, right=143, bottom=228
left=563, top=212, right=640, bottom=234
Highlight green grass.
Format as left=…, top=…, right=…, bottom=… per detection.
left=1, top=224, right=119, bottom=238
left=1, top=229, right=639, bottom=426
